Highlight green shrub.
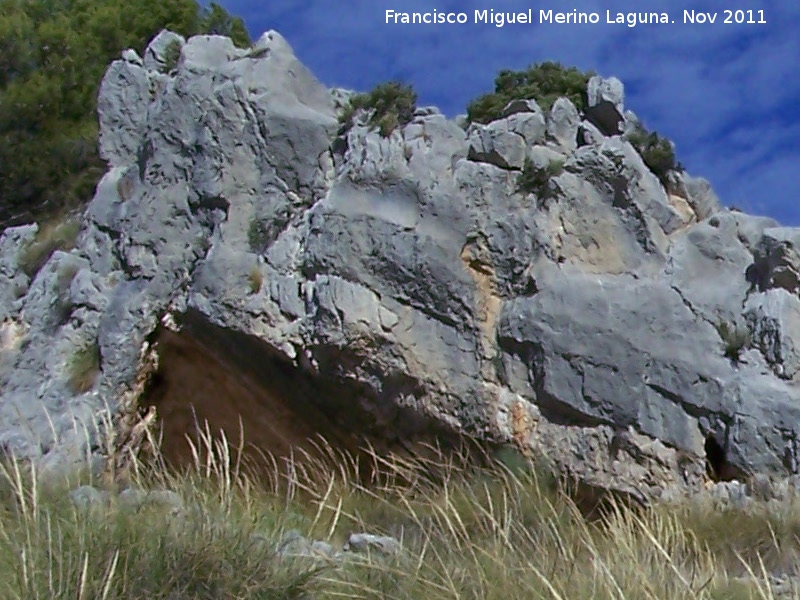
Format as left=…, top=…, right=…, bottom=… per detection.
left=467, top=62, right=594, bottom=124
left=517, top=157, right=564, bottom=196
left=161, top=39, right=182, bottom=73
left=199, top=1, right=250, bottom=48
left=339, top=81, right=417, bottom=137
left=625, top=125, right=683, bottom=185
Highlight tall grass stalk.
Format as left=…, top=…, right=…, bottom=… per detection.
left=0, top=421, right=796, bottom=599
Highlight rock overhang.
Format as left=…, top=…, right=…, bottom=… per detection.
left=0, top=29, right=798, bottom=501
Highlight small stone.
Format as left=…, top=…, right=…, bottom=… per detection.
left=121, top=49, right=143, bottom=66
left=118, top=487, right=183, bottom=512
left=310, top=540, right=336, bottom=559
left=414, top=106, right=440, bottom=118
left=344, top=533, right=401, bottom=556
left=502, top=98, right=542, bottom=118
left=147, top=490, right=184, bottom=511
left=69, top=485, right=110, bottom=512
left=276, top=530, right=312, bottom=557
left=143, top=30, right=185, bottom=71
left=378, top=307, right=399, bottom=331
left=709, top=481, right=750, bottom=510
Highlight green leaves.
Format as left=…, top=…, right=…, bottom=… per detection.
left=339, top=81, right=418, bottom=137
left=466, top=61, right=683, bottom=187
left=0, top=0, right=252, bottom=229
left=0, top=5, right=37, bottom=87
left=199, top=2, right=250, bottom=48
left=467, top=61, right=594, bottom=124
left=625, top=124, right=683, bottom=185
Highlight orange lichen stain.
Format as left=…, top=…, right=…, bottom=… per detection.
left=510, top=400, right=535, bottom=451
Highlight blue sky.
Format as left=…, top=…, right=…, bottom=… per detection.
left=220, top=1, right=799, bottom=224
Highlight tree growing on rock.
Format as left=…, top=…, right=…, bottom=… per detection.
left=0, top=0, right=251, bottom=230
left=625, top=124, right=683, bottom=186
left=467, top=61, right=593, bottom=124
left=467, top=61, right=683, bottom=187
left=198, top=1, right=250, bottom=48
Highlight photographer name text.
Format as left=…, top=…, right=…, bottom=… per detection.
left=384, top=9, right=767, bottom=27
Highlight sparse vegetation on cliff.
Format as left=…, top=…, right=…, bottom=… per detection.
left=467, top=61, right=594, bottom=124
left=339, top=81, right=418, bottom=137
left=625, top=124, right=683, bottom=185
left=467, top=62, right=683, bottom=187
left=67, top=340, right=100, bottom=394
left=248, top=265, right=263, bottom=294
left=517, top=157, right=564, bottom=197
left=716, top=319, right=752, bottom=363
left=161, top=39, right=183, bottom=73
left=19, top=217, right=81, bottom=278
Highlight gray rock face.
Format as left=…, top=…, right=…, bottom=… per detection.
left=588, top=76, right=624, bottom=110
left=746, top=289, right=800, bottom=380
left=585, top=76, right=625, bottom=136
left=1, top=29, right=799, bottom=501
left=668, top=172, right=722, bottom=221
left=753, top=227, right=800, bottom=294
left=547, top=97, right=580, bottom=152
left=344, top=533, right=401, bottom=556
left=97, top=61, right=151, bottom=166
left=468, top=120, right=527, bottom=169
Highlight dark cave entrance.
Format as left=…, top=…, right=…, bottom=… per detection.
left=704, top=434, right=744, bottom=482
left=140, top=310, right=471, bottom=480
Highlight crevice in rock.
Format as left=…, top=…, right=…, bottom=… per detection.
left=139, top=309, right=472, bottom=480
left=583, top=101, right=623, bottom=137
left=705, top=433, right=743, bottom=481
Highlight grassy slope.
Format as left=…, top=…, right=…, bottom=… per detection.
left=0, top=433, right=796, bottom=600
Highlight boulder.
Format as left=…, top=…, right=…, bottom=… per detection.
left=501, top=98, right=543, bottom=117
left=97, top=60, right=151, bottom=166
left=546, top=97, right=580, bottom=152
left=468, top=120, right=526, bottom=169
left=587, top=75, right=625, bottom=112
left=344, top=533, right=401, bottom=556
left=121, top=49, right=143, bottom=66
left=69, top=486, right=111, bottom=512
left=585, top=76, right=625, bottom=136
left=668, top=172, right=722, bottom=221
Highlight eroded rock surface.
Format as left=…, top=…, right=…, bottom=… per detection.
left=1, top=30, right=798, bottom=500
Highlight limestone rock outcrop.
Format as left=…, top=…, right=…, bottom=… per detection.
left=1, top=31, right=798, bottom=500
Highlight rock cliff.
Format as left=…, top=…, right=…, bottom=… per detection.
left=2, top=30, right=799, bottom=499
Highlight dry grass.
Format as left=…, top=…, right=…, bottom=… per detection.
left=0, top=424, right=796, bottom=600
left=19, top=217, right=81, bottom=278
left=66, top=341, right=100, bottom=394
left=248, top=265, right=263, bottom=294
